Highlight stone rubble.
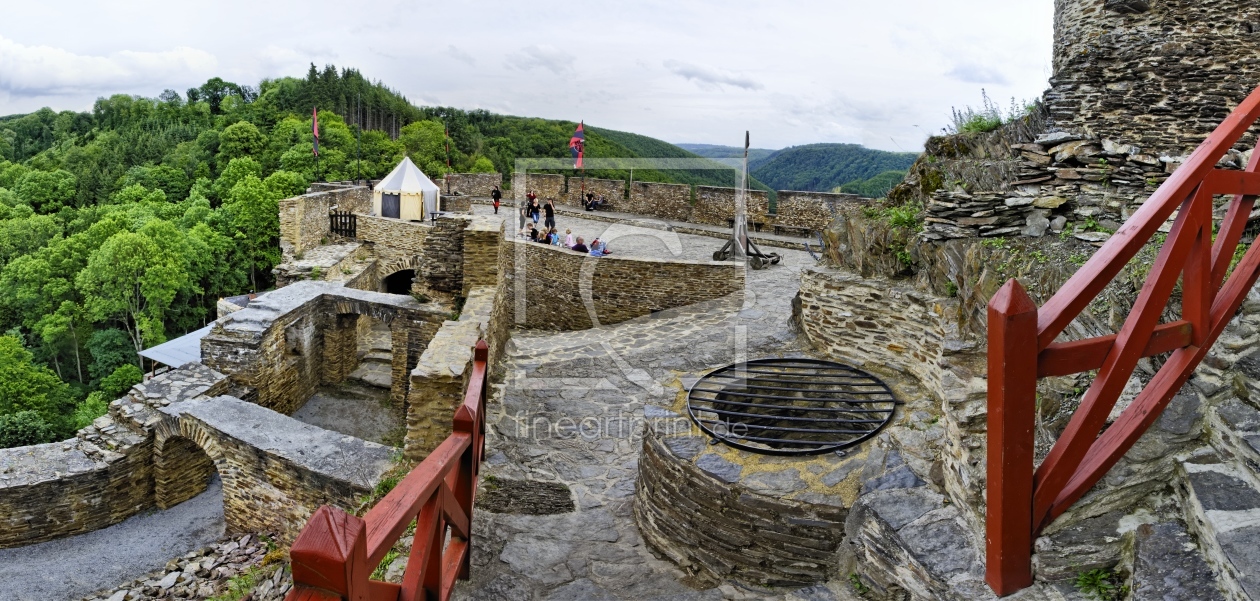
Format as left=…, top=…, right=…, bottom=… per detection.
left=80, top=533, right=290, bottom=601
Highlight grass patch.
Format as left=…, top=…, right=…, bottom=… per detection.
left=207, top=566, right=266, bottom=601
left=1074, top=568, right=1127, bottom=601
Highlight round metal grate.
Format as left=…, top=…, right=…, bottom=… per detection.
left=686, top=358, right=898, bottom=456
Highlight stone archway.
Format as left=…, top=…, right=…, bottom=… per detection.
left=377, top=255, right=422, bottom=295
left=153, top=418, right=224, bottom=510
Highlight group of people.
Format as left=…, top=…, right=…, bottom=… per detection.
left=514, top=189, right=613, bottom=257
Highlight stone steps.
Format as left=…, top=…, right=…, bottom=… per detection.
left=1175, top=455, right=1260, bottom=600
left=1130, top=520, right=1225, bottom=601
left=348, top=361, right=392, bottom=389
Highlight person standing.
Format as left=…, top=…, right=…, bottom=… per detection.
left=491, top=185, right=502, bottom=214
left=544, top=198, right=556, bottom=229
left=529, top=196, right=541, bottom=224
left=518, top=200, right=529, bottom=235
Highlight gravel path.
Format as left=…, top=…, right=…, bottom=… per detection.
left=0, top=478, right=225, bottom=601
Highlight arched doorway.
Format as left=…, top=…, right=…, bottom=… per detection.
left=154, top=433, right=219, bottom=510
left=382, top=269, right=415, bottom=295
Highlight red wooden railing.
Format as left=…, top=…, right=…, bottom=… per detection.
left=986, top=87, right=1260, bottom=595
left=286, top=340, right=489, bottom=601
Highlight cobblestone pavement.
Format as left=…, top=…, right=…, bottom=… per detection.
left=455, top=219, right=857, bottom=600
left=0, top=478, right=224, bottom=601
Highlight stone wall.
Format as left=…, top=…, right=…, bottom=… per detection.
left=796, top=268, right=990, bottom=531
left=462, top=217, right=502, bottom=296
left=496, top=238, right=744, bottom=331
left=442, top=173, right=501, bottom=197
left=564, top=178, right=625, bottom=209
left=200, top=282, right=446, bottom=417
left=625, top=182, right=692, bottom=222
left=635, top=419, right=849, bottom=587
left=401, top=287, right=497, bottom=461
left=279, top=186, right=372, bottom=255
left=1049, top=0, right=1260, bottom=157
left=774, top=191, right=869, bottom=231
left=511, top=173, right=565, bottom=202
left=440, top=196, right=473, bottom=214
left=0, top=364, right=228, bottom=548
left=419, top=216, right=468, bottom=294
left=356, top=215, right=429, bottom=255
left=691, top=186, right=770, bottom=227
left=160, top=396, right=394, bottom=543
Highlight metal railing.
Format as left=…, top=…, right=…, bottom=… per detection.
left=286, top=340, right=489, bottom=601
left=985, top=87, right=1260, bottom=595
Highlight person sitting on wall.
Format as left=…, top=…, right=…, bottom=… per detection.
left=548, top=227, right=561, bottom=245
left=491, top=185, right=502, bottom=214
left=594, top=239, right=611, bottom=255
left=564, top=228, right=575, bottom=248
left=585, top=191, right=596, bottom=211
left=571, top=237, right=589, bottom=253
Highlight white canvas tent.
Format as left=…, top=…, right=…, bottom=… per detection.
left=372, top=156, right=441, bottom=221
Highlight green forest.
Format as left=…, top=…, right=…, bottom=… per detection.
left=748, top=143, right=918, bottom=193
left=0, top=64, right=790, bottom=449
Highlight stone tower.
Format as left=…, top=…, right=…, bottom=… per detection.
left=1045, top=0, right=1260, bottom=155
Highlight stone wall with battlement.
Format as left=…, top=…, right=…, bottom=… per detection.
left=441, top=173, right=502, bottom=197
left=774, top=191, right=869, bottom=231
left=511, top=173, right=565, bottom=202
left=496, top=238, right=744, bottom=331
left=625, top=182, right=693, bottom=222
left=564, top=178, right=625, bottom=209
left=692, top=186, right=770, bottom=227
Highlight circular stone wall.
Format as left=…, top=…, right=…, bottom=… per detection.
left=634, top=408, right=867, bottom=588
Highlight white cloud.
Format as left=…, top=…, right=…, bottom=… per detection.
left=504, top=45, right=574, bottom=75
left=445, top=45, right=475, bottom=66
left=0, top=35, right=217, bottom=97
left=947, top=63, right=1010, bottom=85
left=664, top=60, right=763, bottom=91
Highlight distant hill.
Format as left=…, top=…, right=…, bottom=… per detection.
left=675, top=143, right=779, bottom=168
left=837, top=170, right=908, bottom=199
left=748, top=143, right=919, bottom=193
left=587, top=129, right=772, bottom=192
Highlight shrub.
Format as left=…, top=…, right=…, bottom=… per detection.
left=99, top=364, right=143, bottom=398
left=0, top=410, right=57, bottom=448
left=73, top=392, right=110, bottom=430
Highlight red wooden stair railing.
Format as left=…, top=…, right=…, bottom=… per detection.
left=285, top=340, right=489, bottom=601
left=986, top=86, right=1260, bottom=595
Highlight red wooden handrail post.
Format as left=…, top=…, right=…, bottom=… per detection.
left=290, top=506, right=372, bottom=601
left=985, top=279, right=1038, bottom=595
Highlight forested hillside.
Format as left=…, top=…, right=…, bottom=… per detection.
left=837, top=170, right=909, bottom=198
left=674, top=143, right=779, bottom=170
left=0, top=64, right=798, bottom=448
left=749, top=143, right=918, bottom=193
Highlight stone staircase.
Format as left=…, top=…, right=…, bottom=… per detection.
left=348, top=323, right=393, bottom=389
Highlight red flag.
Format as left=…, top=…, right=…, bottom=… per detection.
left=312, top=107, right=320, bottom=157
left=569, top=121, right=585, bottom=169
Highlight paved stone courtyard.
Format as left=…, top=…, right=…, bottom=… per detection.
left=455, top=210, right=860, bottom=600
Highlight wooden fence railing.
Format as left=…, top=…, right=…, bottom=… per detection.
left=985, top=86, right=1260, bottom=595
left=286, top=340, right=489, bottom=601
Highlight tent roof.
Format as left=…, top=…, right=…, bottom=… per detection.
left=376, top=156, right=440, bottom=194
left=138, top=324, right=215, bottom=368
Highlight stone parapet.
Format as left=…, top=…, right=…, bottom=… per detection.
left=511, top=173, right=565, bottom=202
left=625, top=182, right=692, bottom=222
left=279, top=186, right=371, bottom=255
left=564, top=177, right=624, bottom=209
left=357, top=215, right=429, bottom=255
left=774, top=191, right=869, bottom=231
left=441, top=173, right=501, bottom=198
left=496, top=238, right=744, bottom=331
left=692, top=186, right=769, bottom=227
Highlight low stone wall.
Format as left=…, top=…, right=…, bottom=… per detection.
left=564, top=178, right=624, bottom=209
left=419, top=216, right=468, bottom=294
left=796, top=268, right=989, bottom=530
left=161, top=396, right=394, bottom=542
left=0, top=364, right=228, bottom=549
left=693, top=186, right=770, bottom=227
left=635, top=417, right=849, bottom=587
left=279, top=186, right=371, bottom=255
left=625, top=182, right=692, bottom=222
left=497, top=238, right=744, bottom=331
left=357, top=215, right=429, bottom=255
left=442, top=173, right=501, bottom=197
left=441, top=196, right=473, bottom=214
left=774, top=191, right=868, bottom=231
left=511, top=173, right=565, bottom=202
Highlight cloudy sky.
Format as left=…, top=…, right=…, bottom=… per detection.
left=0, top=0, right=1053, bottom=152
